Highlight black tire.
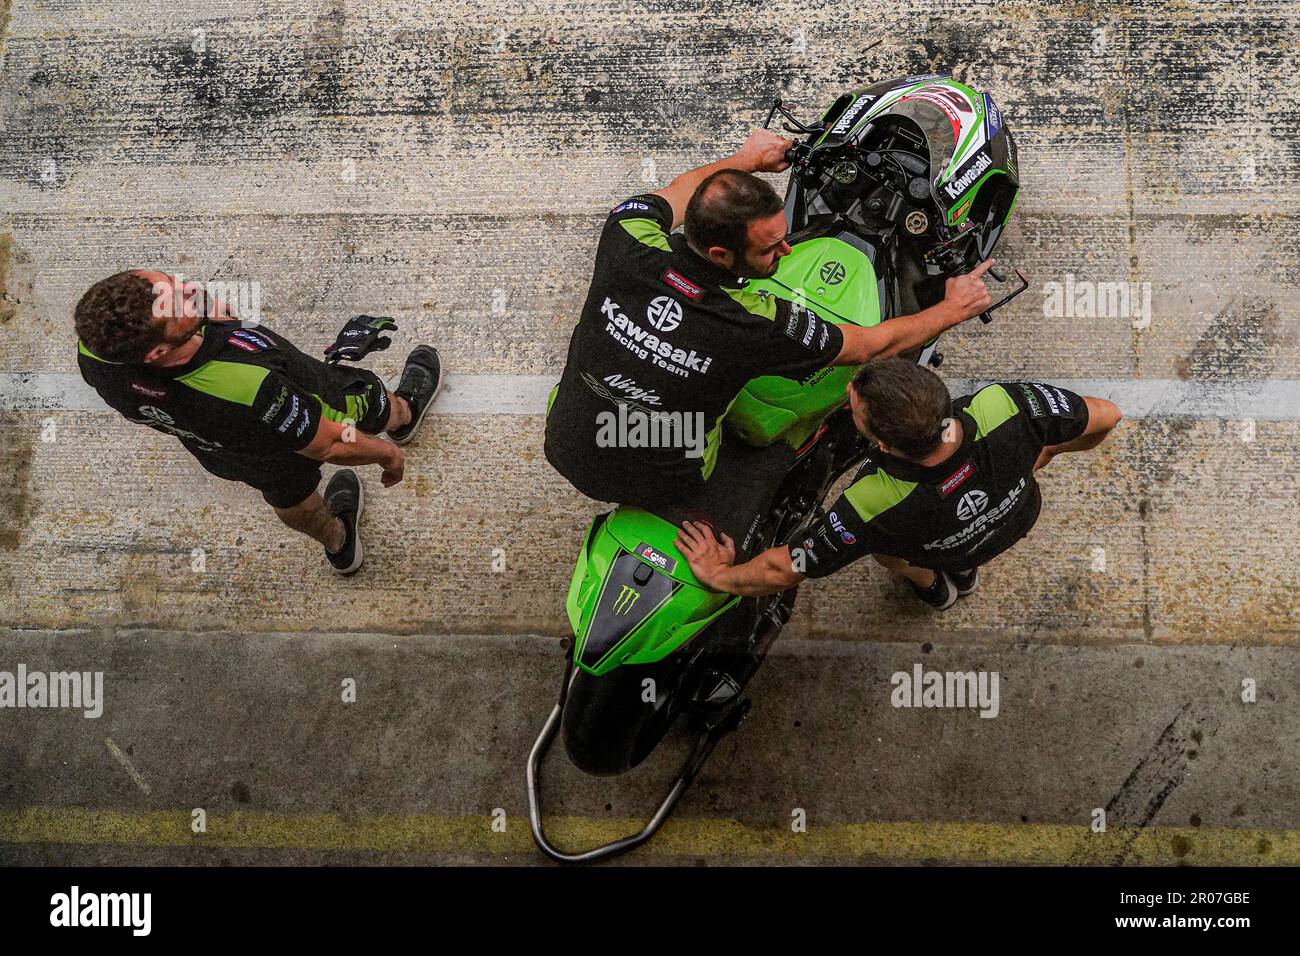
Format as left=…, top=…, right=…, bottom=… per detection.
left=562, top=656, right=689, bottom=777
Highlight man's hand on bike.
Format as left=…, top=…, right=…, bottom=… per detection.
left=675, top=520, right=737, bottom=590
left=943, top=259, right=996, bottom=322
left=736, top=128, right=795, bottom=174
left=324, top=315, right=398, bottom=364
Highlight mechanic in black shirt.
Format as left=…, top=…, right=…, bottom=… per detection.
left=75, top=270, right=442, bottom=575
left=545, top=129, right=996, bottom=553
left=676, top=358, right=1122, bottom=609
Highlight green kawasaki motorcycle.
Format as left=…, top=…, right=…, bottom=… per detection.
left=528, top=74, right=1027, bottom=862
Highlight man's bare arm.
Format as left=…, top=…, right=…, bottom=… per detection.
left=299, top=415, right=405, bottom=487
left=1034, top=396, right=1122, bottom=471
left=653, top=129, right=794, bottom=231
left=832, top=260, right=996, bottom=366
left=675, top=521, right=805, bottom=597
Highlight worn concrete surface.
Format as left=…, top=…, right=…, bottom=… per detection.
left=1, top=628, right=1296, bottom=865
left=0, top=1, right=1297, bottom=864
left=1, top=413, right=1297, bottom=641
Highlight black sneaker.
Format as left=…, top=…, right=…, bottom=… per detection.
left=908, top=570, right=957, bottom=611
left=951, top=567, right=979, bottom=597
left=324, top=469, right=364, bottom=575
left=386, top=345, right=443, bottom=446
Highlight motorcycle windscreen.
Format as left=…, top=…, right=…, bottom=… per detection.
left=881, top=95, right=957, bottom=183
left=577, top=552, right=680, bottom=671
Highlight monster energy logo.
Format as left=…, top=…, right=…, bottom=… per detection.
left=612, top=585, right=640, bottom=615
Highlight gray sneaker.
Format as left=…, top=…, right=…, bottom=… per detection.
left=386, top=346, right=443, bottom=446
left=908, top=570, right=957, bottom=611
left=324, top=469, right=364, bottom=575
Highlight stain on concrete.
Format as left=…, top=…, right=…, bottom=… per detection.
left=1174, top=298, right=1278, bottom=381
left=1084, top=701, right=1222, bottom=865
left=0, top=232, right=13, bottom=324
left=0, top=411, right=34, bottom=550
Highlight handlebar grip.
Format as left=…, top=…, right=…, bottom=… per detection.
left=979, top=311, right=993, bottom=325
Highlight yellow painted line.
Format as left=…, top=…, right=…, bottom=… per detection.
left=1, top=806, right=1296, bottom=864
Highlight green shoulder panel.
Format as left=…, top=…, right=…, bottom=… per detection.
left=843, top=468, right=918, bottom=522
left=963, top=384, right=1019, bottom=439
left=176, top=360, right=270, bottom=407
left=722, top=286, right=777, bottom=320
left=618, top=217, right=671, bottom=252
left=77, top=340, right=122, bottom=364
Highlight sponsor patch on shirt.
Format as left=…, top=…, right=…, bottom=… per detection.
left=228, top=329, right=274, bottom=353
left=130, top=381, right=168, bottom=400
left=661, top=268, right=703, bottom=301
left=938, top=460, right=975, bottom=498
left=784, top=303, right=827, bottom=351
left=1017, top=384, right=1045, bottom=417
left=613, top=200, right=651, bottom=214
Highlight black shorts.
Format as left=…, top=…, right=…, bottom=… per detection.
left=192, top=449, right=324, bottom=509
left=187, top=365, right=388, bottom=509
left=549, top=435, right=795, bottom=562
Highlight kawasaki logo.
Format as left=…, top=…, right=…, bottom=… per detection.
left=646, top=295, right=683, bottom=332
left=612, top=585, right=639, bottom=615
left=820, top=260, right=846, bottom=285
left=601, top=297, right=714, bottom=377
left=956, top=489, right=989, bottom=521
left=830, top=96, right=874, bottom=135
left=943, top=153, right=992, bottom=200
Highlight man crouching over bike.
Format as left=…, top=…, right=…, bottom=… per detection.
left=677, top=358, right=1122, bottom=609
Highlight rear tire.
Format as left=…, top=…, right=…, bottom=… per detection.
left=562, top=656, right=689, bottom=776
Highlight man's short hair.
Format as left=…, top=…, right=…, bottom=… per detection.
left=74, top=271, right=164, bottom=362
left=684, top=169, right=784, bottom=257
left=851, top=358, right=953, bottom=460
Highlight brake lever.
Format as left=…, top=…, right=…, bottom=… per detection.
left=978, top=269, right=1029, bottom=324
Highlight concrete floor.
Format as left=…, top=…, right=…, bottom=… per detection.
left=0, top=1, right=1297, bottom=864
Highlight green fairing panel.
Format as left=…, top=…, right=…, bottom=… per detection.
left=725, top=237, right=881, bottom=447
left=565, top=507, right=738, bottom=675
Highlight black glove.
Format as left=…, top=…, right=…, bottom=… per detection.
left=324, top=315, right=398, bottom=364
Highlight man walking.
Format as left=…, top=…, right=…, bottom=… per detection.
left=74, top=270, right=442, bottom=574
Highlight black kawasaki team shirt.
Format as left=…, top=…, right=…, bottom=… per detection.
left=77, top=319, right=387, bottom=474
left=545, top=193, right=844, bottom=505
left=790, top=382, right=1091, bottom=576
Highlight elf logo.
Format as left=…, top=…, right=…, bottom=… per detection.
left=943, top=153, right=992, bottom=200
left=828, top=510, right=856, bottom=544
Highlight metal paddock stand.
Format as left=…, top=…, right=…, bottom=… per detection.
left=525, top=595, right=793, bottom=864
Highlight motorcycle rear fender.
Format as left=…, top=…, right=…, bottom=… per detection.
left=566, top=508, right=738, bottom=676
